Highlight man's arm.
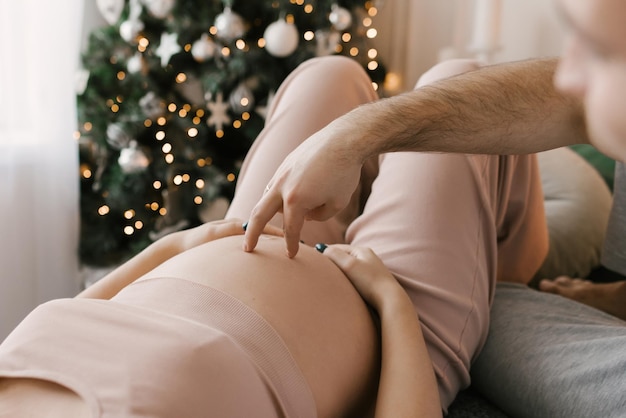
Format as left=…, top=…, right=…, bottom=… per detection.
left=244, top=58, right=587, bottom=257
left=349, top=58, right=587, bottom=158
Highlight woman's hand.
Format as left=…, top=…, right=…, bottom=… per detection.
left=169, top=218, right=283, bottom=255
left=321, top=243, right=443, bottom=417
left=321, top=244, right=405, bottom=312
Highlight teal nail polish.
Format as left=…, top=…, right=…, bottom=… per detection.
left=315, top=243, right=327, bottom=253
left=242, top=221, right=248, bottom=231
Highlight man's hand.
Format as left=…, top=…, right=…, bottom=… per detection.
left=243, top=124, right=364, bottom=258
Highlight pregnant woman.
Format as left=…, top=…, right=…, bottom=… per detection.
left=0, top=55, right=546, bottom=417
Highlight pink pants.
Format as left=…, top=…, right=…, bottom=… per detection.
left=227, top=56, right=548, bottom=408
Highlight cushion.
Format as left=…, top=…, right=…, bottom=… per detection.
left=531, top=147, right=613, bottom=284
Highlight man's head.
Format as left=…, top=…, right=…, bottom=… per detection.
left=554, top=0, right=626, bottom=161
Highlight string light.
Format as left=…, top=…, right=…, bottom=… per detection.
left=233, top=120, right=242, bottom=129
left=124, top=226, right=134, bottom=235
left=82, top=166, right=92, bottom=179
left=138, top=37, right=149, bottom=52
left=195, top=179, right=205, bottom=189
left=304, top=31, right=314, bottom=41
left=124, top=209, right=135, bottom=219
left=226, top=173, right=236, bottom=182
left=187, top=127, right=198, bottom=138
left=155, top=131, right=166, bottom=140
left=194, top=196, right=203, bottom=204
left=98, top=205, right=110, bottom=216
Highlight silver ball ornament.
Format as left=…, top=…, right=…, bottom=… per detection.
left=214, top=7, right=246, bottom=42
left=229, top=83, right=254, bottom=113
left=118, top=141, right=150, bottom=174
left=329, top=5, right=352, bottom=31
left=263, top=19, right=299, bottom=57
left=139, top=92, right=166, bottom=119
left=191, top=33, right=217, bottom=62
left=106, top=123, right=132, bottom=149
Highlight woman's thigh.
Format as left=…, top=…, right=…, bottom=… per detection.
left=347, top=150, right=547, bottom=409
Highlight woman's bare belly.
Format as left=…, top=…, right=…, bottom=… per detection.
left=138, top=234, right=380, bottom=417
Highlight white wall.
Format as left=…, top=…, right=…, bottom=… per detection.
left=373, top=0, right=567, bottom=94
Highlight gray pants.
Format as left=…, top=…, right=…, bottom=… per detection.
left=471, top=283, right=626, bottom=418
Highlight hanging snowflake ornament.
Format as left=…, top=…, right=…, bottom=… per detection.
left=214, top=7, right=246, bottom=42
left=206, top=92, right=231, bottom=131
left=156, top=32, right=182, bottom=67
left=142, top=0, right=176, bottom=19
left=329, top=4, right=353, bottom=31
left=264, top=19, right=299, bottom=57
left=96, top=0, right=124, bottom=25
left=191, top=33, right=217, bottom=62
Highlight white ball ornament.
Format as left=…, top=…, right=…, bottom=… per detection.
left=191, top=34, right=217, bottom=62
left=127, top=53, right=145, bottom=74
left=214, top=7, right=246, bottom=42
left=97, top=0, right=124, bottom=25
left=329, top=5, right=352, bottom=31
left=142, top=0, right=176, bottom=19
left=264, top=19, right=299, bottom=57
left=120, top=19, right=145, bottom=43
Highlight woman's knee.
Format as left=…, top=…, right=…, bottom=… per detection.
left=301, top=55, right=368, bottom=81
left=415, top=59, right=483, bottom=89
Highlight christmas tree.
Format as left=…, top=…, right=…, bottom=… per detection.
left=77, top=0, right=386, bottom=267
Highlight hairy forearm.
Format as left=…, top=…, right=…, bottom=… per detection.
left=336, top=58, right=586, bottom=160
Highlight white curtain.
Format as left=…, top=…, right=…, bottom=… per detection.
left=0, top=0, right=83, bottom=340
left=373, top=0, right=566, bottom=95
